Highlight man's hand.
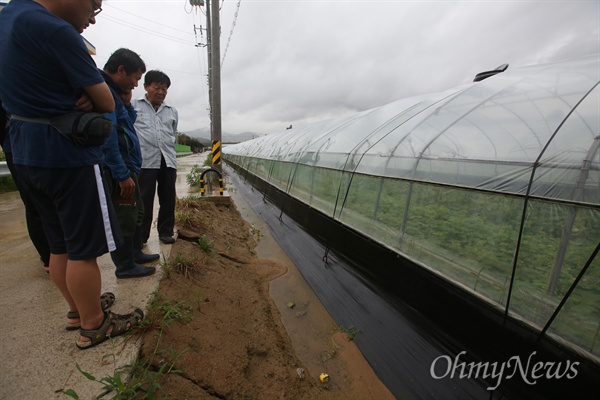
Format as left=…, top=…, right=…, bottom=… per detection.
left=75, top=92, right=94, bottom=111
left=119, top=177, right=136, bottom=199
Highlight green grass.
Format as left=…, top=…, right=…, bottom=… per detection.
left=197, top=234, right=216, bottom=253
left=338, top=325, right=360, bottom=341
left=160, top=253, right=199, bottom=279
left=63, top=292, right=192, bottom=399
left=0, top=176, right=17, bottom=194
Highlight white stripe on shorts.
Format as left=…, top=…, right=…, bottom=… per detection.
left=94, top=164, right=117, bottom=252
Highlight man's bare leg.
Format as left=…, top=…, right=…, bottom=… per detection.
left=65, top=259, right=104, bottom=342
left=48, top=253, right=77, bottom=316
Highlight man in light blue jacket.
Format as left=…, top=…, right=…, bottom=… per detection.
left=133, top=70, right=179, bottom=245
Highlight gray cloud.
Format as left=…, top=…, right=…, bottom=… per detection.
left=83, top=0, right=599, bottom=135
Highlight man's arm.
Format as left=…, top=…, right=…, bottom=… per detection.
left=101, top=108, right=134, bottom=198
left=83, top=82, right=115, bottom=113
left=75, top=92, right=93, bottom=111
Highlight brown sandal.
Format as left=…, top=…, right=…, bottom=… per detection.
left=65, top=292, right=116, bottom=330
left=76, top=308, right=144, bottom=350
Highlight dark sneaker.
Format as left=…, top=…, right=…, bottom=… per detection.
left=116, top=264, right=156, bottom=279
left=134, top=251, right=160, bottom=264
left=159, top=236, right=176, bottom=244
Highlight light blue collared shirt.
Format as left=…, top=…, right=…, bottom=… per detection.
left=132, top=96, right=178, bottom=169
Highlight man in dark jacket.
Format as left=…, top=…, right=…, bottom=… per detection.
left=101, top=48, right=159, bottom=278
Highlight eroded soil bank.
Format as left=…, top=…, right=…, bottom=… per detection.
left=138, top=197, right=394, bottom=399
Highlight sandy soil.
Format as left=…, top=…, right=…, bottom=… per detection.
left=137, top=196, right=394, bottom=399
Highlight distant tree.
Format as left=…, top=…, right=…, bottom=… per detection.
left=177, top=132, right=206, bottom=153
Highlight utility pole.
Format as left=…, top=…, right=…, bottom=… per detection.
left=206, top=0, right=212, bottom=138
left=206, top=0, right=222, bottom=173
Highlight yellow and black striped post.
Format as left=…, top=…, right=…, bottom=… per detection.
left=199, top=167, right=224, bottom=196
left=211, top=140, right=221, bottom=166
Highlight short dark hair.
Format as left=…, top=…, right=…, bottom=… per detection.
left=104, top=48, right=146, bottom=75
left=144, top=70, right=171, bottom=88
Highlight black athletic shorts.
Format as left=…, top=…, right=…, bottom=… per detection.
left=14, top=164, right=122, bottom=260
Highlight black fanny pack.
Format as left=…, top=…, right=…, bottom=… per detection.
left=11, top=112, right=113, bottom=147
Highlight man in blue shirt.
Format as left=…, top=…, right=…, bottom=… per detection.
left=100, top=48, right=159, bottom=278
left=0, top=0, right=143, bottom=349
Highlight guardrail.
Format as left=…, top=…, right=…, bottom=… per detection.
left=0, top=161, right=10, bottom=178
left=1, top=154, right=194, bottom=177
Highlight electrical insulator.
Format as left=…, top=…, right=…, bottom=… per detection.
left=189, top=0, right=205, bottom=6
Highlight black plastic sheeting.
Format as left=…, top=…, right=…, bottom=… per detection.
left=225, top=164, right=599, bottom=399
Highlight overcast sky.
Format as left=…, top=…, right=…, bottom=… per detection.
left=78, top=0, right=600, bottom=135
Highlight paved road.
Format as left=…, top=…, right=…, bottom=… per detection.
left=0, top=153, right=205, bottom=399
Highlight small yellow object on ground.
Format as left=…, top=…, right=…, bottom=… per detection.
left=319, top=373, right=330, bottom=383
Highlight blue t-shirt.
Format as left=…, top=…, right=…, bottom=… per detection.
left=0, top=0, right=106, bottom=167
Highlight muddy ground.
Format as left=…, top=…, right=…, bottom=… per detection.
left=136, top=197, right=394, bottom=399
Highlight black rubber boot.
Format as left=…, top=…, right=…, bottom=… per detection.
left=111, top=236, right=156, bottom=279
left=133, top=226, right=159, bottom=264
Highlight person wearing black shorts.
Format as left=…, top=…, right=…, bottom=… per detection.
left=0, top=0, right=144, bottom=349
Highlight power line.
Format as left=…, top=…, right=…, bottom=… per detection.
left=221, top=0, right=242, bottom=68
left=101, top=14, right=196, bottom=46
left=105, top=3, right=195, bottom=35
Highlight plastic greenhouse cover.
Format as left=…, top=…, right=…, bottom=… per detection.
left=225, top=54, right=600, bottom=206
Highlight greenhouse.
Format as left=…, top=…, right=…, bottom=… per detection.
left=224, top=54, right=599, bottom=372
